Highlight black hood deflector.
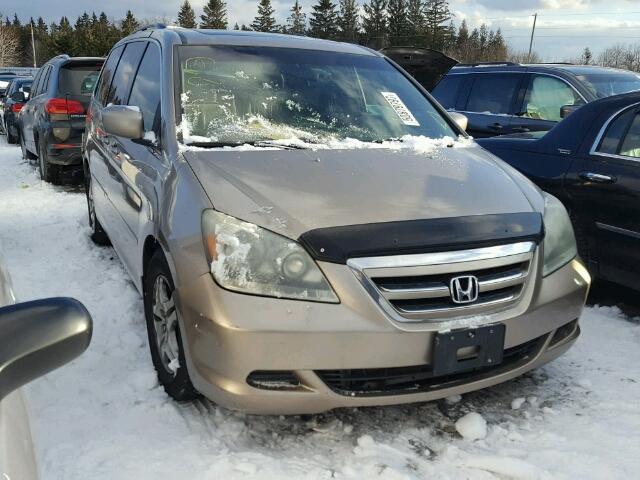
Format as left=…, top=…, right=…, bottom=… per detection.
left=299, top=213, right=544, bottom=264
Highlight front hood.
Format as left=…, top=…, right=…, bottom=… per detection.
left=183, top=144, right=538, bottom=239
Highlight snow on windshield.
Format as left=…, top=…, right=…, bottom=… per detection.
left=176, top=45, right=459, bottom=150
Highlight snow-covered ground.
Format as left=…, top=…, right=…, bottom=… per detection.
left=0, top=139, right=639, bottom=479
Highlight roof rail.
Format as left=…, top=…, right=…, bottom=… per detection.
left=456, top=61, right=519, bottom=67
left=134, top=23, right=167, bottom=34
left=53, top=54, right=71, bottom=61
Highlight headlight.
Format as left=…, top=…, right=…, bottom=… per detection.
left=542, top=194, right=577, bottom=276
left=202, top=210, right=339, bottom=303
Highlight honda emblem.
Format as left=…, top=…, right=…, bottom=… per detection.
left=450, top=275, right=479, bottom=304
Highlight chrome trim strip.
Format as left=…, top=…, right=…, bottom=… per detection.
left=378, top=284, right=450, bottom=300
left=595, top=222, right=640, bottom=240
left=589, top=102, right=640, bottom=159
left=395, top=294, right=517, bottom=315
left=347, top=242, right=535, bottom=271
left=479, top=271, right=527, bottom=292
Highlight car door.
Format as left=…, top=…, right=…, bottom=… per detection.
left=510, top=73, right=586, bottom=134
left=20, top=66, right=45, bottom=150
left=460, top=73, right=524, bottom=137
left=569, top=105, right=640, bottom=289
left=90, top=41, right=147, bottom=277
left=110, top=42, right=164, bottom=282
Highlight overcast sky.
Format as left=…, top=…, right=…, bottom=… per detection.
left=2, top=0, right=639, bottom=60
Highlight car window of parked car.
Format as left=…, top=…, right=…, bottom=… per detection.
left=31, top=67, right=46, bottom=97
left=176, top=45, right=457, bottom=145
left=576, top=71, right=640, bottom=98
left=127, top=43, right=161, bottom=144
left=106, top=42, right=146, bottom=106
left=41, top=66, right=53, bottom=95
left=465, top=73, right=520, bottom=115
left=520, top=75, right=585, bottom=122
left=597, top=108, right=635, bottom=155
left=432, top=75, right=463, bottom=110
left=58, top=62, right=103, bottom=97
left=619, top=113, right=640, bottom=158
left=97, top=45, right=125, bottom=106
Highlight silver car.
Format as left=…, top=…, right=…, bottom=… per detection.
left=0, top=257, right=92, bottom=479
left=83, top=26, right=590, bottom=414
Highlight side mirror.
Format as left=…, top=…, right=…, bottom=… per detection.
left=449, top=111, right=468, bottom=132
left=102, top=105, right=144, bottom=139
left=560, top=104, right=580, bottom=119
left=0, top=297, right=92, bottom=401
left=10, top=91, right=25, bottom=103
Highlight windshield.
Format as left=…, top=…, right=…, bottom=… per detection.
left=576, top=71, right=640, bottom=98
left=176, top=46, right=456, bottom=147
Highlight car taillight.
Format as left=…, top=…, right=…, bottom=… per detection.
left=11, top=103, right=24, bottom=113
left=45, top=98, right=85, bottom=115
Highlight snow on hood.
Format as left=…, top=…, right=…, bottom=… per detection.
left=183, top=139, right=538, bottom=239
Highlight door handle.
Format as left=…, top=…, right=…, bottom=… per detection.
left=489, top=123, right=503, bottom=131
left=579, top=172, right=616, bottom=184
left=511, top=126, right=530, bottom=133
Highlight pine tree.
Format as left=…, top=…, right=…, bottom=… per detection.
left=201, top=0, right=228, bottom=29
left=74, top=12, right=93, bottom=56
left=121, top=10, right=139, bottom=36
left=50, top=16, right=74, bottom=55
left=252, top=0, right=278, bottom=32
left=387, top=0, right=408, bottom=46
left=309, top=0, right=339, bottom=39
left=581, top=47, right=593, bottom=65
left=178, top=0, right=198, bottom=28
left=424, top=0, right=450, bottom=50
left=338, top=0, right=359, bottom=42
left=362, top=0, right=387, bottom=48
left=406, top=0, right=424, bottom=43
left=286, top=0, right=306, bottom=35
left=455, top=19, right=469, bottom=60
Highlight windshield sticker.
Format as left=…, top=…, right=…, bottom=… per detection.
left=381, top=92, right=420, bottom=127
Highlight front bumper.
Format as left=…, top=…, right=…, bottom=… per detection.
left=175, top=258, right=589, bottom=414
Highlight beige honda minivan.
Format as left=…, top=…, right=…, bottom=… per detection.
left=83, top=26, right=590, bottom=414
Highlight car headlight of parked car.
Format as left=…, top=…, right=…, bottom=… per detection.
left=202, top=210, right=339, bottom=303
left=542, top=193, right=578, bottom=276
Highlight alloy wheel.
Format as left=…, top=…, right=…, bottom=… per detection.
left=151, top=275, right=180, bottom=377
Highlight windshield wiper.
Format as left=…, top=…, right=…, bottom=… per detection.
left=251, top=140, right=310, bottom=150
left=184, top=140, right=310, bottom=150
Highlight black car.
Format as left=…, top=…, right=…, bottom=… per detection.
left=433, top=63, right=640, bottom=138
left=19, top=55, right=103, bottom=184
left=2, top=77, right=32, bottom=144
left=477, top=92, right=640, bottom=291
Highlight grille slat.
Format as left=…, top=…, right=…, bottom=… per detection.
left=348, top=242, right=536, bottom=321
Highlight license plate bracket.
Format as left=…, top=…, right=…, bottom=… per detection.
left=432, top=324, right=505, bottom=377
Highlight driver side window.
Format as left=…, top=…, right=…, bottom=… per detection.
left=521, top=75, right=584, bottom=122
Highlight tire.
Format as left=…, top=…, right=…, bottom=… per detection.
left=6, top=124, right=18, bottom=144
left=37, top=137, right=60, bottom=184
left=20, top=129, right=36, bottom=160
left=84, top=166, right=111, bottom=246
left=144, top=249, right=199, bottom=401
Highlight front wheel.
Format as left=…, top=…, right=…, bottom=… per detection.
left=144, top=250, right=199, bottom=401
left=84, top=167, right=111, bottom=246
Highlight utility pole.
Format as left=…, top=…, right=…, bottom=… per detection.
left=30, top=22, right=37, bottom=68
left=528, top=12, right=537, bottom=63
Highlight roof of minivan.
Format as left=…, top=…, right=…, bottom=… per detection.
left=451, top=63, right=633, bottom=75
left=153, top=27, right=377, bottom=56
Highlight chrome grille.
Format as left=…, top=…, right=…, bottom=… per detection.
left=347, top=242, right=536, bottom=322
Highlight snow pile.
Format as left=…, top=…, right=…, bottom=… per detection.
left=0, top=138, right=639, bottom=479
left=455, top=412, right=488, bottom=441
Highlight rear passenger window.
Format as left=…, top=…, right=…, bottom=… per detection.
left=466, top=74, right=521, bottom=115
left=105, top=42, right=146, bottom=106
left=619, top=114, right=640, bottom=158
left=97, top=45, right=124, bottom=105
left=521, top=75, right=585, bottom=122
left=597, top=108, right=635, bottom=155
left=128, top=44, right=161, bottom=143
left=432, top=75, right=463, bottom=109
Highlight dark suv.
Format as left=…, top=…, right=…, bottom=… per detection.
left=2, top=77, right=32, bottom=144
left=18, top=55, right=103, bottom=183
left=432, top=63, right=640, bottom=137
